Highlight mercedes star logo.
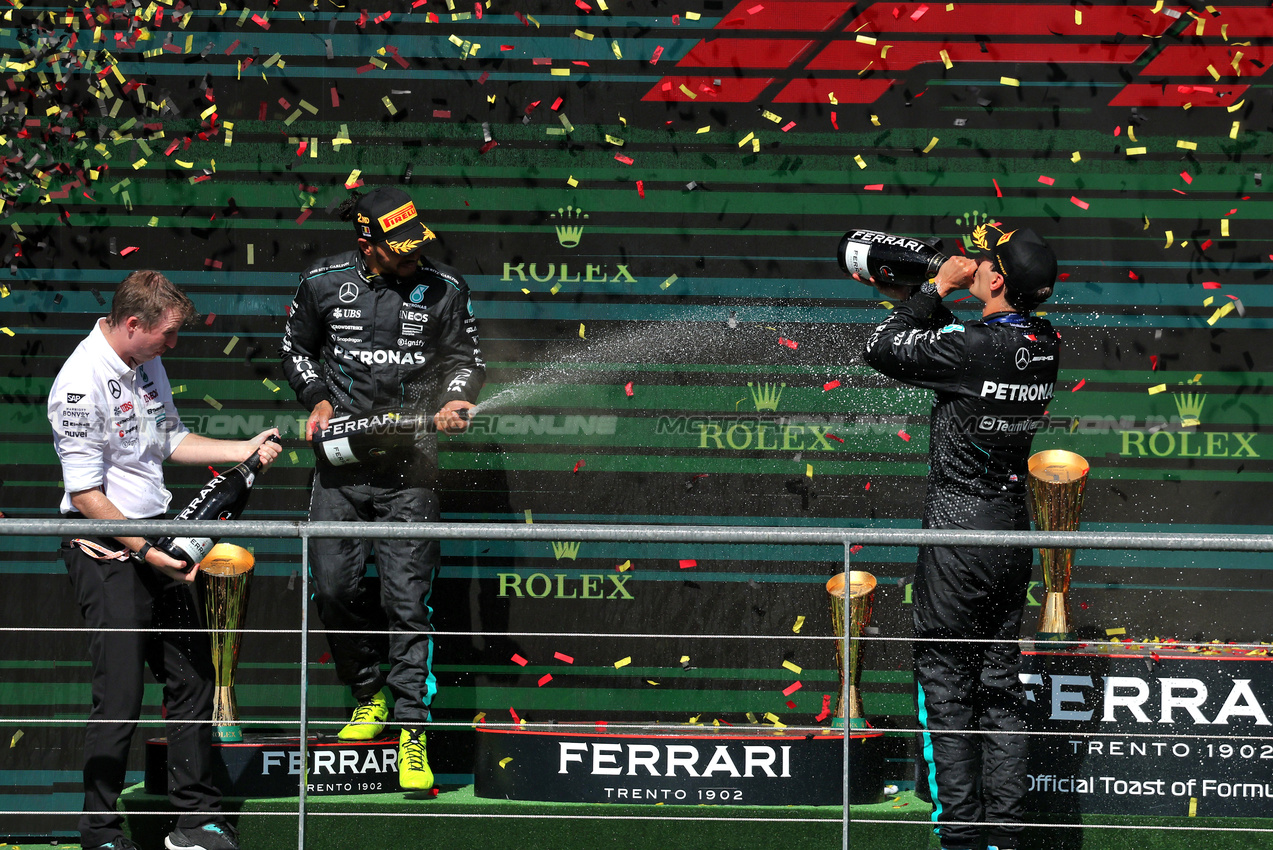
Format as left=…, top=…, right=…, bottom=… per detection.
left=338, top=282, right=359, bottom=304
left=1015, top=347, right=1031, bottom=371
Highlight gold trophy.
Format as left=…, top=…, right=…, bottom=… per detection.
left=1027, top=450, right=1089, bottom=638
left=199, top=543, right=255, bottom=743
left=826, top=571, right=877, bottom=729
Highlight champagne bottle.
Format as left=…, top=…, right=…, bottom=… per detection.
left=311, top=408, right=428, bottom=467
left=153, top=435, right=281, bottom=567
left=837, top=230, right=947, bottom=287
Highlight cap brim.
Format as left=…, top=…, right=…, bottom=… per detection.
left=381, top=222, right=436, bottom=255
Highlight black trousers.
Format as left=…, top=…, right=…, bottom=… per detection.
left=308, top=465, right=441, bottom=726
left=912, top=540, right=1032, bottom=850
left=63, top=539, right=222, bottom=847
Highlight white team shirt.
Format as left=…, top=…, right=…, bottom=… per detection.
left=47, top=318, right=190, bottom=517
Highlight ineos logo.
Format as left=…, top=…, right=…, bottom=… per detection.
left=338, top=282, right=359, bottom=304
left=1015, top=347, right=1031, bottom=371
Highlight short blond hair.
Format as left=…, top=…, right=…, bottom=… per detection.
left=107, top=270, right=196, bottom=329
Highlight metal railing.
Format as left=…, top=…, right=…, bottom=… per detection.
left=4, top=517, right=1273, bottom=850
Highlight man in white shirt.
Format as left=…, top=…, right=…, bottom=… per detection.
left=48, top=270, right=280, bottom=850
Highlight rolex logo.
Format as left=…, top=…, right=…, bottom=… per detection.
left=551, top=206, right=588, bottom=248
left=551, top=541, right=582, bottom=561
left=747, top=382, right=785, bottom=412
left=1173, top=393, right=1206, bottom=428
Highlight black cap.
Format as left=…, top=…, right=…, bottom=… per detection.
left=990, top=227, right=1057, bottom=300
left=353, top=187, right=435, bottom=255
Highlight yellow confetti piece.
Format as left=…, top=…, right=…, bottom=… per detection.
left=1207, top=302, right=1235, bottom=326
left=678, top=84, right=697, bottom=99
left=172, top=385, right=186, bottom=395
left=763, top=712, right=786, bottom=729
left=761, top=109, right=781, bottom=123
left=263, top=378, right=280, bottom=393
left=1221, top=219, right=1230, bottom=238
left=805, top=463, right=813, bottom=478
left=604, top=134, right=624, bottom=146
left=550, top=283, right=562, bottom=295
left=524, top=509, right=533, bottom=523
left=857, top=34, right=876, bottom=45
left=1105, top=627, right=1126, bottom=636
left=1164, top=231, right=1173, bottom=248
left=853, top=154, right=866, bottom=169
left=381, top=96, right=397, bottom=114
left=521, top=288, right=530, bottom=295
left=660, top=275, right=678, bottom=290
left=738, top=132, right=755, bottom=148
left=922, top=136, right=939, bottom=153
left=1206, top=64, right=1219, bottom=81
left=579, top=323, right=586, bottom=339
left=1127, top=126, right=1137, bottom=143
left=1189, top=797, right=1198, bottom=817
left=550, top=68, right=570, bottom=76
left=1148, top=384, right=1167, bottom=395
left=870, top=114, right=880, bottom=126
left=223, top=336, right=239, bottom=355
left=1150, top=0, right=1162, bottom=12
left=1070, top=151, right=1081, bottom=163
left=610, top=40, right=622, bottom=59
left=498, top=757, right=513, bottom=768
left=1203, top=295, right=1215, bottom=308
left=686, top=11, right=700, bottom=20
left=0, top=328, right=13, bottom=337
left=614, top=656, right=631, bottom=669
left=132, top=158, right=148, bottom=170
left=1074, top=8, right=1081, bottom=25
left=751, top=138, right=759, bottom=153
left=204, top=395, right=223, bottom=411
left=1176, top=140, right=1197, bottom=150
left=828, top=92, right=838, bottom=105
left=617, top=560, right=631, bottom=572
left=1000, top=76, right=1019, bottom=86
left=247, top=244, right=255, bottom=265
left=782, top=660, right=803, bottom=674
left=9, top=730, right=22, bottom=747
left=1230, top=121, right=1240, bottom=140
left=646, top=680, right=660, bottom=686
left=939, top=49, right=951, bottom=69
left=792, top=616, right=805, bottom=633
left=1126, top=147, right=1146, bottom=156
left=573, top=28, right=593, bottom=40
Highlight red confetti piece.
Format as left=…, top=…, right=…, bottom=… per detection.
left=296, top=140, right=308, bottom=157
left=1150, top=355, right=1158, bottom=370
left=479, top=141, right=499, bottom=154
left=575, top=0, right=591, bottom=9
left=1038, top=175, right=1055, bottom=185
left=224, top=39, right=240, bottom=55
left=204, top=313, right=217, bottom=326
left=1200, top=240, right=1213, bottom=251
left=511, top=653, right=528, bottom=666
left=433, top=110, right=452, bottom=119
left=650, top=45, right=664, bottom=64
left=572, top=459, right=585, bottom=473
left=1128, top=270, right=1139, bottom=281
left=781, top=121, right=796, bottom=132
left=550, top=97, right=563, bottom=110
left=673, top=14, right=680, bottom=23
left=510, top=707, right=521, bottom=723
left=782, top=681, right=803, bottom=696
left=814, top=694, right=832, bottom=722
left=864, top=482, right=870, bottom=490
left=119, top=246, right=138, bottom=256
left=615, top=154, right=634, bottom=165
left=679, top=559, right=697, bottom=569
left=831, top=111, right=838, bottom=130
left=636, top=180, right=645, bottom=198
left=1181, top=171, right=1193, bottom=185
left=317, top=652, right=332, bottom=664
left=1071, top=378, right=1086, bottom=392
left=1057, top=273, right=1071, bottom=281
left=501, top=45, right=514, bottom=51
left=823, top=380, right=841, bottom=391
left=624, top=381, right=634, bottom=397
left=537, top=673, right=553, bottom=687
left=898, top=430, right=911, bottom=441
left=258, top=101, right=268, bottom=121
left=850, top=544, right=863, bottom=554
left=1114, top=126, right=1121, bottom=136
left=1070, top=196, right=1090, bottom=210
left=993, top=178, right=1002, bottom=198
left=786, top=700, right=797, bottom=709
left=554, top=652, right=575, bottom=664
left=864, top=184, right=883, bottom=190
left=778, top=337, right=798, bottom=350
left=1203, top=281, right=1221, bottom=289
left=826, top=433, right=844, bottom=443
left=251, top=13, right=270, bottom=28
left=330, top=87, right=340, bottom=108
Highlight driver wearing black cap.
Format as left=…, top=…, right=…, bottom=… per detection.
left=280, top=186, right=485, bottom=792
left=859, top=227, right=1061, bottom=850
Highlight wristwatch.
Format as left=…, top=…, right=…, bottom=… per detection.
left=138, top=541, right=153, bottom=561
left=920, top=281, right=942, bottom=298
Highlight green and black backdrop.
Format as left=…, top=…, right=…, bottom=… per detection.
left=3, top=0, right=1273, bottom=836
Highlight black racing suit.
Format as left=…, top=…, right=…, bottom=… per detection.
left=281, top=250, right=484, bottom=725
left=863, top=288, right=1060, bottom=850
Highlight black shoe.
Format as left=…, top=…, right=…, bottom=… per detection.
left=89, top=839, right=141, bottom=850
left=166, top=821, right=240, bottom=850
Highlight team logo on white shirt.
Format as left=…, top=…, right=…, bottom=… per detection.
left=67, top=392, right=85, bottom=403
left=108, top=380, right=122, bottom=399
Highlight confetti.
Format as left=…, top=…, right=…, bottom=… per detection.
left=554, top=652, right=575, bottom=663
left=614, top=656, right=631, bottom=668
left=1071, top=379, right=1086, bottom=392
left=499, top=757, right=513, bottom=768
left=1148, top=384, right=1167, bottom=395
left=8, top=730, right=21, bottom=748
left=782, top=681, right=803, bottom=696
left=782, top=660, right=803, bottom=674
left=792, top=616, right=805, bottom=633
left=823, top=380, right=840, bottom=391
left=1070, top=196, right=1090, bottom=210
left=1038, top=175, right=1054, bottom=186
left=898, top=430, right=911, bottom=442
left=624, top=381, right=634, bottom=397
left=511, top=653, right=528, bottom=666
left=679, top=559, right=697, bottom=569
left=223, top=336, right=239, bottom=355
left=537, top=674, right=553, bottom=687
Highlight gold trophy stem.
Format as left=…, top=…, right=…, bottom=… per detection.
left=201, top=545, right=255, bottom=745
left=1027, top=450, right=1089, bottom=641
left=827, top=571, right=877, bottom=730
left=1038, top=592, right=1069, bottom=636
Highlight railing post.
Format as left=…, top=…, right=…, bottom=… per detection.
left=842, top=539, right=852, bottom=850
left=298, top=528, right=310, bottom=850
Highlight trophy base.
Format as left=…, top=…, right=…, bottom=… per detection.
left=1034, top=631, right=1071, bottom=642
left=830, top=717, right=870, bottom=730
left=213, top=724, right=243, bottom=744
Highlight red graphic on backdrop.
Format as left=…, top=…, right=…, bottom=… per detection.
left=644, top=3, right=1257, bottom=107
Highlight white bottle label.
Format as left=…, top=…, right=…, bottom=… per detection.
left=840, top=240, right=872, bottom=279
left=322, top=437, right=357, bottom=466
left=171, top=536, right=213, bottom=564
